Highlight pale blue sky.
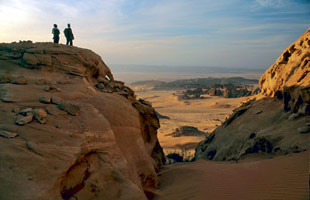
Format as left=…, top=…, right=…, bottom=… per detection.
left=0, top=0, right=309, bottom=69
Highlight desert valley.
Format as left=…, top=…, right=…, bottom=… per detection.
left=0, top=27, right=309, bottom=200
left=1, top=0, right=310, bottom=195
left=129, top=78, right=257, bottom=161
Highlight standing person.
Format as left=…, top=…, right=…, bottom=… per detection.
left=64, top=24, right=74, bottom=46
left=52, top=24, right=60, bottom=44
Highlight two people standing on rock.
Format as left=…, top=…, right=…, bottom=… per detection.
left=52, top=23, right=74, bottom=46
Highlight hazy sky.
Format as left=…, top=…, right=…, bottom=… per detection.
left=0, top=0, right=309, bottom=69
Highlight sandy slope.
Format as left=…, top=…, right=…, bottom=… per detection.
left=155, top=151, right=309, bottom=200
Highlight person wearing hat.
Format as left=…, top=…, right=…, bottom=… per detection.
left=64, top=23, right=74, bottom=46
left=52, top=24, right=60, bottom=44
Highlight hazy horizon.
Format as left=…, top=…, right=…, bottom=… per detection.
left=0, top=0, right=309, bottom=69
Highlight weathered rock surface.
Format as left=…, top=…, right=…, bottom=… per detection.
left=195, top=28, right=310, bottom=161
left=0, top=42, right=164, bottom=200
left=260, top=28, right=310, bottom=115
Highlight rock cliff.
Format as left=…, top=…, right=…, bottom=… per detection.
left=195, top=28, right=310, bottom=161
left=0, top=41, right=164, bottom=200
left=260, top=28, right=310, bottom=115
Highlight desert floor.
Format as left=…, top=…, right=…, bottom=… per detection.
left=155, top=151, right=310, bottom=200
left=136, top=90, right=248, bottom=159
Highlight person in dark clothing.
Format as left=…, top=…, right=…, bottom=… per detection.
left=64, top=24, right=74, bottom=46
left=52, top=24, right=60, bottom=44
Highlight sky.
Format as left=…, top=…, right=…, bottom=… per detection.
left=0, top=0, right=309, bottom=69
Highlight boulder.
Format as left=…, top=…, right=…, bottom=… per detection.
left=33, top=108, right=47, bottom=124
left=15, top=113, right=33, bottom=125
left=23, top=53, right=39, bottom=65
left=39, top=96, right=51, bottom=104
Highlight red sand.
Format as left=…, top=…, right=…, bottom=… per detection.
left=156, top=151, right=310, bottom=200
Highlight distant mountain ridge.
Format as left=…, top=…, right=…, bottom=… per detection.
left=111, top=64, right=266, bottom=74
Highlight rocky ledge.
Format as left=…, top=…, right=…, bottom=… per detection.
left=195, top=28, right=310, bottom=161
left=0, top=41, right=164, bottom=200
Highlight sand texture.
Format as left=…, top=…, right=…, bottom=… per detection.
left=156, top=151, right=309, bottom=200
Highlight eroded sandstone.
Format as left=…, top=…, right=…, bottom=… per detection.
left=0, top=41, right=164, bottom=200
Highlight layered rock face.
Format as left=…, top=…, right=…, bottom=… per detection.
left=0, top=42, right=164, bottom=200
left=195, top=28, right=310, bottom=161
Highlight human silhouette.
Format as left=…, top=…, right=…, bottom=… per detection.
left=52, top=24, right=60, bottom=44
left=64, top=24, right=74, bottom=46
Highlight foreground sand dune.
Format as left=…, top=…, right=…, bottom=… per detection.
left=156, top=151, right=309, bottom=200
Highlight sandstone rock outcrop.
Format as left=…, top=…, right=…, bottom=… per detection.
left=165, top=126, right=206, bottom=137
left=0, top=42, right=164, bottom=200
left=195, top=28, right=310, bottom=161
left=260, top=28, right=310, bottom=115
